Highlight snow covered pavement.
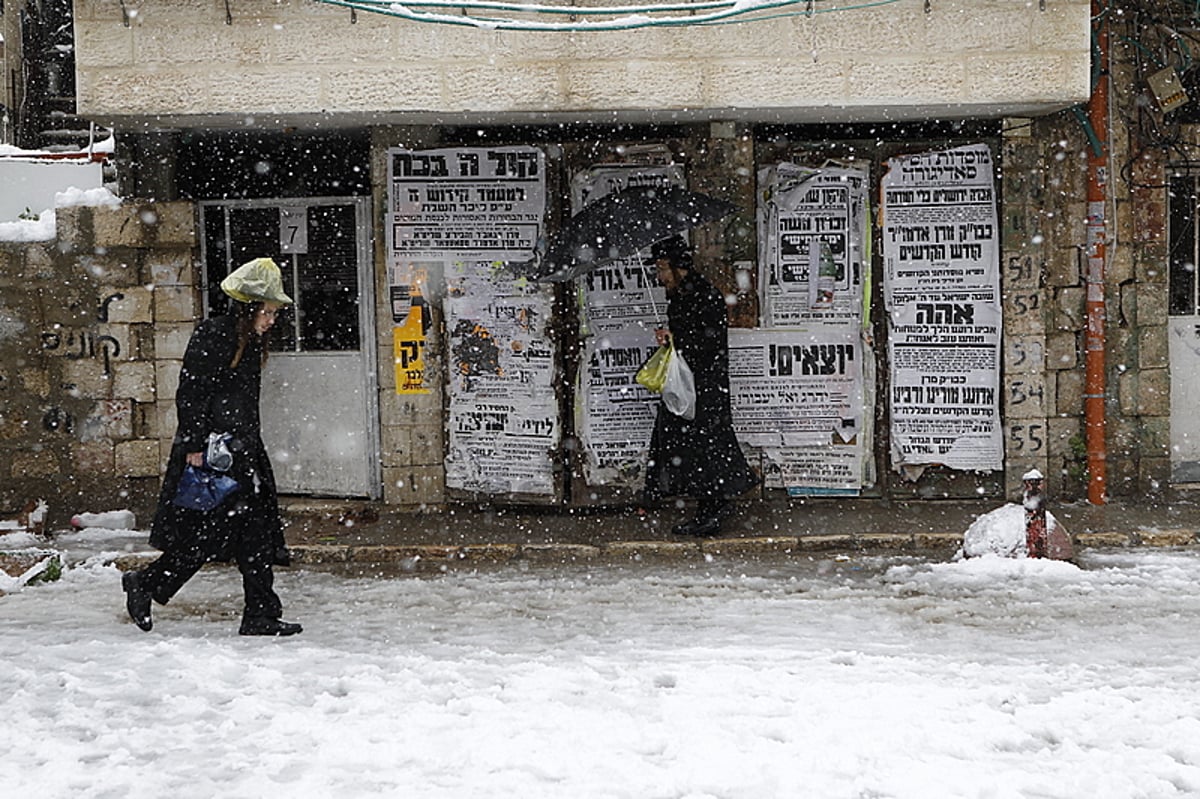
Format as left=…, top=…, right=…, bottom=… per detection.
left=3, top=545, right=1200, bottom=798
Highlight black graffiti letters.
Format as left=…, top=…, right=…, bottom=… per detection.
left=41, top=330, right=121, bottom=375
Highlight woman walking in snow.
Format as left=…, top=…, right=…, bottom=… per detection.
left=122, top=257, right=302, bottom=636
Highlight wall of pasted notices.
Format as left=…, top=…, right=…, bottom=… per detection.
left=0, top=114, right=1182, bottom=527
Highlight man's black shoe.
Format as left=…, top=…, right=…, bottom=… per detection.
left=672, top=518, right=700, bottom=536
left=671, top=515, right=722, bottom=538
left=239, top=616, right=303, bottom=637
left=122, top=571, right=153, bottom=632
left=706, top=501, right=736, bottom=523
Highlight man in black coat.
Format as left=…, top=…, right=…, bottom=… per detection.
left=643, top=236, right=759, bottom=537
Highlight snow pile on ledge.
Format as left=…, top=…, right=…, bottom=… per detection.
left=0, top=186, right=123, bottom=243
left=0, top=135, right=114, bottom=157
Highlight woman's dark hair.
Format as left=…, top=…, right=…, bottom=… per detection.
left=230, top=300, right=270, bottom=368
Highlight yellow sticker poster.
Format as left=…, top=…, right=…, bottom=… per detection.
left=394, top=303, right=428, bottom=394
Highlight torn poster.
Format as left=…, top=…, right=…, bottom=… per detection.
left=881, top=143, right=1003, bottom=471
left=757, top=164, right=869, bottom=329
left=444, top=263, right=558, bottom=495
left=576, top=328, right=660, bottom=486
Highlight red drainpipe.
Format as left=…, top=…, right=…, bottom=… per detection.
left=1084, top=0, right=1109, bottom=505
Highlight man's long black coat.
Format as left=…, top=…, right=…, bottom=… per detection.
left=644, top=270, right=758, bottom=503
left=149, top=315, right=287, bottom=563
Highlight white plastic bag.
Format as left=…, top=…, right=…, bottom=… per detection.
left=662, top=349, right=696, bottom=420
left=206, top=432, right=234, bottom=472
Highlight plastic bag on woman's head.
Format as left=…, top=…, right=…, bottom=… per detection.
left=663, top=350, right=696, bottom=420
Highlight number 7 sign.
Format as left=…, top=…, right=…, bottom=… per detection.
left=279, top=206, right=309, bottom=254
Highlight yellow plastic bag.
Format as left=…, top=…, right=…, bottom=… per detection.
left=635, top=343, right=672, bottom=393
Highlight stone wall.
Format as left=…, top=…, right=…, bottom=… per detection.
left=1, top=105, right=1185, bottom=523
left=0, top=202, right=197, bottom=527
left=72, top=0, right=1091, bottom=127
left=369, top=128, right=448, bottom=507
left=1104, top=17, right=1175, bottom=500
left=0, top=192, right=458, bottom=524
left=0, top=3, right=23, bottom=126
left=999, top=121, right=1054, bottom=498
left=999, top=25, right=1178, bottom=502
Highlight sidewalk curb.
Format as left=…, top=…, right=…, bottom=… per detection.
left=97, top=529, right=1200, bottom=574
left=281, top=529, right=1196, bottom=571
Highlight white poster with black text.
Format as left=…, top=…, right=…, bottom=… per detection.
left=881, top=143, right=1003, bottom=471
left=385, top=146, right=558, bottom=495
left=576, top=329, right=660, bottom=486
left=729, top=329, right=864, bottom=494
left=571, top=166, right=682, bottom=335
left=757, top=164, right=869, bottom=329
left=571, top=165, right=682, bottom=487
left=443, top=262, right=558, bottom=495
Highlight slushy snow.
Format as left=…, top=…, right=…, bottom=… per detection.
left=3, top=526, right=1200, bottom=798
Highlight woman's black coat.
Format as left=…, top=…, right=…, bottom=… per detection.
left=149, top=315, right=287, bottom=563
left=644, top=270, right=758, bottom=503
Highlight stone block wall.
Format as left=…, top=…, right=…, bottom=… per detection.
left=370, top=127, right=448, bottom=508
left=999, top=39, right=1177, bottom=501
left=0, top=4, right=23, bottom=123
left=999, top=121, right=1054, bottom=498
left=2, top=101, right=1187, bottom=522
left=72, top=0, right=1091, bottom=126
left=1, top=187, right=455, bottom=522
left=0, top=201, right=198, bottom=527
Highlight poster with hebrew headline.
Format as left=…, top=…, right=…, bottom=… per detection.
left=728, top=328, right=865, bottom=495
left=387, top=146, right=545, bottom=263
left=576, top=329, right=660, bottom=486
left=757, top=163, right=868, bottom=330
left=881, top=144, right=1003, bottom=471
left=570, top=166, right=681, bottom=335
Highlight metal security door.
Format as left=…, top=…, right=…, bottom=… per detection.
left=1169, top=175, right=1200, bottom=483
left=199, top=198, right=381, bottom=498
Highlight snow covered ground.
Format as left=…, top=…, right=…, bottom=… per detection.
left=3, top=533, right=1200, bottom=798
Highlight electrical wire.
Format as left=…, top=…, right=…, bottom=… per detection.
left=1105, top=0, right=1200, bottom=187
left=315, top=0, right=903, bottom=32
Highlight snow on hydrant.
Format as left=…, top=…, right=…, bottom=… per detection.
left=959, top=470, right=1074, bottom=561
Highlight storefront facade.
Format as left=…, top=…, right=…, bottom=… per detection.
left=14, top=0, right=1181, bottom=519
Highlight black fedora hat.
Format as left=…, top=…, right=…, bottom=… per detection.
left=642, top=235, right=692, bottom=267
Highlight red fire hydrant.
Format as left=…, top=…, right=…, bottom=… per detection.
left=1024, top=469, right=1047, bottom=558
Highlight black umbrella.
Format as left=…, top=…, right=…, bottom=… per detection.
left=527, top=185, right=738, bottom=282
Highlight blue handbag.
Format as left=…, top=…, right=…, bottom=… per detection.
left=173, top=465, right=240, bottom=512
